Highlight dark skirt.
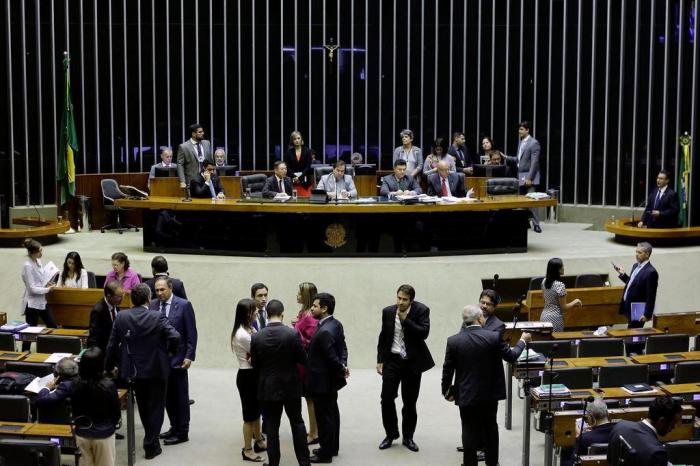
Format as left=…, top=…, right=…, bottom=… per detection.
left=236, top=368, right=261, bottom=422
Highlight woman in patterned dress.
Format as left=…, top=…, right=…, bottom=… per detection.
left=541, top=258, right=583, bottom=332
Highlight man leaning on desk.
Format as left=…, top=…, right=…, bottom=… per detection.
left=380, top=159, right=422, bottom=198
left=189, top=159, right=225, bottom=199
left=317, top=160, right=357, bottom=200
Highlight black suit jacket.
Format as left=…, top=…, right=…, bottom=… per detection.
left=305, top=316, right=348, bottom=395
left=105, top=305, right=180, bottom=380
left=284, top=147, right=314, bottom=188
left=376, top=301, right=435, bottom=373
left=87, top=298, right=115, bottom=353
left=189, top=172, right=224, bottom=198
left=441, top=325, right=525, bottom=407
left=482, top=314, right=506, bottom=338
left=618, top=262, right=658, bottom=320
left=607, top=420, right=667, bottom=466
left=144, top=274, right=188, bottom=300
left=262, top=175, right=294, bottom=198
left=148, top=296, right=198, bottom=369
left=448, top=144, right=477, bottom=169
left=426, top=172, right=467, bottom=198
left=641, top=187, right=680, bottom=228
left=250, top=322, right=307, bottom=402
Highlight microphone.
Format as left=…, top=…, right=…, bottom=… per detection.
left=182, top=186, right=192, bottom=203
left=573, top=396, right=596, bottom=459
left=32, top=205, right=42, bottom=222
left=492, top=274, right=499, bottom=290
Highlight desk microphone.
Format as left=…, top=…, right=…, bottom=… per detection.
left=631, top=199, right=647, bottom=226
left=32, top=205, right=43, bottom=222
left=182, top=186, right=192, bottom=203
left=492, top=273, right=499, bottom=290
left=574, top=396, right=596, bottom=460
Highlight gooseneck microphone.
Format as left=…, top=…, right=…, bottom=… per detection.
left=492, top=274, right=499, bottom=290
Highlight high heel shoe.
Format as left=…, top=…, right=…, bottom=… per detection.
left=241, top=448, right=264, bottom=462
left=253, top=439, right=267, bottom=453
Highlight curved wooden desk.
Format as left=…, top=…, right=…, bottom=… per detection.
left=0, top=217, right=71, bottom=245
left=116, top=195, right=556, bottom=257
left=606, top=218, right=700, bottom=245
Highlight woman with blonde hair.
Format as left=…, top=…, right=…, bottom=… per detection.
left=292, top=281, right=320, bottom=445
left=284, top=130, right=314, bottom=196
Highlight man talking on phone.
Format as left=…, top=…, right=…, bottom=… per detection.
left=612, top=242, right=659, bottom=328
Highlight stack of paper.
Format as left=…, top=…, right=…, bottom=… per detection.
left=24, top=374, right=55, bottom=394
left=19, top=326, right=47, bottom=335
left=0, top=321, right=29, bottom=332
left=532, top=383, right=572, bottom=398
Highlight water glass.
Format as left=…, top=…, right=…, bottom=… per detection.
left=292, top=189, right=298, bottom=201
left=244, top=187, right=252, bottom=199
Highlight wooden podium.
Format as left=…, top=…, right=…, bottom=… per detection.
left=524, top=286, right=627, bottom=329
left=46, top=288, right=132, bottom=328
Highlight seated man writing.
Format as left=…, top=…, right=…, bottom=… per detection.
left=380, top=159, right=422, bottom=198
left=317, top=160, right=357, bottom=199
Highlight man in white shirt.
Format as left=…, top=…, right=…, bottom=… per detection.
left=638, top=170, right=680, bottom=228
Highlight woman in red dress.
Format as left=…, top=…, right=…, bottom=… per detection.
left=283, top=131, right=314, bottom=197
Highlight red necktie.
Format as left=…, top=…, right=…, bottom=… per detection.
left=441, top=178, right=448, bottom=197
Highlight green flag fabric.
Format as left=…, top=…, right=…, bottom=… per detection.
left=57, top=54, right=79, bottom=205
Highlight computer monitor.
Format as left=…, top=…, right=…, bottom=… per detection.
left=0, top=439, right=61, bottom=466
left=353, top=164, right=377, bottom=175
left=216, top=165, right=238, bottom=177
left=154, top=166, right=178, bottom=177
left=471, top=164, right=507, bottom=178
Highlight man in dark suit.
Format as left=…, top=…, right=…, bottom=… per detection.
left=250, top=299, right=310, bottom=466
left=105, top=284, right=180, bottom=460
left=442, top=304, right=531, bottom=466
left=376, top=284, right=434, bottom=452
left=507, top=121, right=542, bottom=232
left=177, top=123, right=212, bottom=188
left=189, top=159, right=225, bottom=199
left=262, top=160, right=294, bottom=198
left=426, top=161, right=467, bottom=198
left=479, top=289, right=505, bottom=337
left=87, top=280, right=124, bottom=353
left=638, top=170, right=680, bottom=228
left=143, top=255, right=188, bottom=300
left=250, top=283, right=268, bottom=331
left=150, top=277, right=197, bottom=446
left=613, top=242, right=659, bottom=328
left=448, top=131, right=477, bottom=175
left=379, top=159, right=422, bottom=197
left=561, top=397, right=614, bottom=466
left=607, top=396, right=681, bottom=466
left=306, top=292, right=349, bottom=464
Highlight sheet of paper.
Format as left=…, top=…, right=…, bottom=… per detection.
left=19, top=326, right=46, bottom=334
left=44, top=352, right=73, bottom=364
left=24, top=373, right=55, bottom=394
left=42, top=261, right=60, bottom=286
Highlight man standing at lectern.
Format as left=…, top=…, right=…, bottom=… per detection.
left=638, top=170, right=680, bottom=228
left=177, top=123, right=212, bottom=188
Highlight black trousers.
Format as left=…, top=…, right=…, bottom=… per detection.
left=133, top=378, right=167, bottom=455
left=22, top=306, right=57, bottom=351
left=380, top=355, right=422, bottom=439
left=312, top=391, right=340, bottom=458
left=263, top=398, right=310, bottom=466
left=460, top=402, right=499, bottom=466
left=165, top=368, right=190, bottom=437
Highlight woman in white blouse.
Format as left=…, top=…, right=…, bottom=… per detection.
left=57, top=251, right=89, bottom=288
left=231, top=298, right=266, bottom=462
left=20, top=238, right=57, bottom=351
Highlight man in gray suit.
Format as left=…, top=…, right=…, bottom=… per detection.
left=509, top=121, right=542, bottom=232
left=177, top=123, right=212, bottom=188
left=380, top=159, right=422, bottom=198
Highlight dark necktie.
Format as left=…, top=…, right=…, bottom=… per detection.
left=458, top=148, right=464, bottom=162
left=398, top=178, right=405, bottom=191
left=110, top=306, right=116, bottom=322
left=196, top=142, right=203, bottom=160
left=160, top=301, right=167, bottom=317
left=654, top=190, right=662, bottom=209
left=258, top=309, right=266, bottom=329
left=441, top=178, right=448, bottom=197
left=279, top=179, right=284, bottom=194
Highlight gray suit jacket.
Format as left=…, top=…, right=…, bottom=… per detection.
left=177, top=139, right=212, bottom=185
left=510, top=136, right=541, bottom=186
left=379, top=174, right=422, bottom=197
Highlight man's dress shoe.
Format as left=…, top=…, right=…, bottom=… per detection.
left=402, top=438, right=419, bottom=452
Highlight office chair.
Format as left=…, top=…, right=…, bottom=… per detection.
left=100, top=179, right=138, bottom=234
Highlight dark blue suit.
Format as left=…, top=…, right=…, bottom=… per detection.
left=641, top=187, right=680, bottom=228
left=305, top=316, right=348, bottom=459
left=106, top=305, right=180, bottom=455
left=618, top=262, right=658, bottom=327
left=144, top=274, right=188, bottom=300
left=608, top=420, right=667, bottom=466
left=149, top=295, right=197, bottom=438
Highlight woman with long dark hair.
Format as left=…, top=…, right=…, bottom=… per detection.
left=481, top=136, right=506, bottom=165
left=231, top=298, right=266, bottom=462
left=57, top=251, right=89, bottom=288
left=20, top=238, right=57, bottom=351
left=292, top=282, right=319, bottom=445
left=541, top=258, right=583, bottom=332
left=71, top=347, right=121, bottom=466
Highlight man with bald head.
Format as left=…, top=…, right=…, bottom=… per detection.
left=442, top=305, right=531, bottom=466
left=426, top=160, right=467, bottom=198
left=214, top=148, right=227, bottom=167
left=148, top=148, right=175, bottom=189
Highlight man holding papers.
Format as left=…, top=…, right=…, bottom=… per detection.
left=612, top=242, right=659, bottom=328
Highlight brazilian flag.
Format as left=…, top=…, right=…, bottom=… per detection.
left=678, top=133, right=691, bottom=228
left=57, top=54, right=79, bottom=205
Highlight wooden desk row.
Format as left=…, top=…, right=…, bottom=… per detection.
left=11, top=327, right=89, bottom=344
left=46, top=287, right=131, bottom=329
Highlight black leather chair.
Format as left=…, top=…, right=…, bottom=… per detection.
left=542, top=367, right=594, bottom=389
left=529, top=340, right=575, bottom=359
left=36, top=398, right=72, bottom=424
left=578, top=338, right=625, bottom=358
left=36, top=335, right=82, bottom=355
left=574, top=274, right=605, bottom=288
left=665, top=440, right=700, bottom=465
left=4, top=362, right=54, bottom=378
left=0, top=332, right=15, bottom=351
left=588, top=443, right=609, bottom=455
left=486, top=177, right=519, bottom=195
left=644, top=334, right=690, bottom=354
left=598, top=364, right=649, bottom=388
left=673, top=361, right=700, bottom=384
left=240, top=174, right=267, bottom=198
left=0, top=439, right=62, bottom=466
left=100, top=179, right=139, bottom=233
left=529, top=276, right=545, bottom=291
left=86, top=270, right=97, bottom=288
left=313, top=165, right=333, bottom=185
left=0, top=395, right=31, bottom=422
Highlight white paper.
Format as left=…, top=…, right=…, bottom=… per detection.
left=24, top=374, right=55, bottom=394
left=19, top=326, right=46, bottom=334
left=630, top=303, right=646, bottom=321
left=44, top=352, right=73, bottom=363
left=42, top=261, right=60, bottom=287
